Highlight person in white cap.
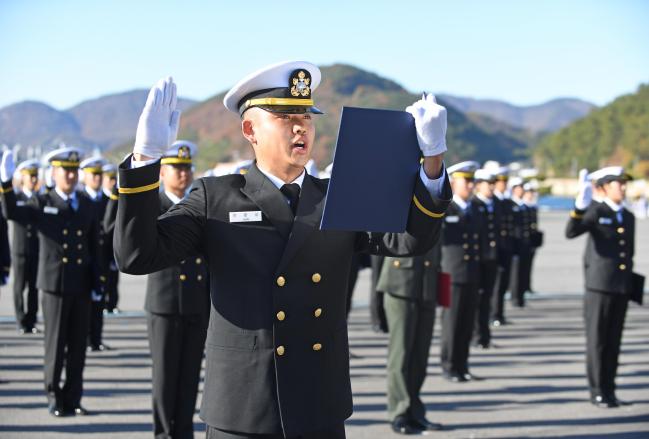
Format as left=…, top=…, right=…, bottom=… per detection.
left=100, top=163, right=121, bottom=314
left=0, top=146, right=103, bottom=417
left=566, top=166, right=637, bottom=408
left=522, top=180, right=543, bottom=295
left=470, top=168, right=500, bottom=349
left=79, top=155, right=112, bottom=352
left=490, top=166, right=515, bottom=326
left=507, top=176, right=533, bottom=308
left=439, top=161, right=485, bottom=383
left=113, top=61, right=451, bottom=438
left=10, top=159, right=41, bottom=334
left=144, top=140, right=210, bottom=439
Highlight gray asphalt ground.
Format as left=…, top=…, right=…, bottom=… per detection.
left=1, top=211, right=648, bottom=438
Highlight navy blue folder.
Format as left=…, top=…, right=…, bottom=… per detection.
left=320, top=106, right=421, bottom=232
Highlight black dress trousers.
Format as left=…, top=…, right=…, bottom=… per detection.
left=13, top=254, right=39, bottom=330
left=148, top=312, right=208, bottom=439
left=206, top=423, right=346, bottom=439
left=584, top=290, right=628, bottom=398
left=440, top=282, right=479, bottom=375
left=42, top=291, right=90, bottom=409
left=491, top=248, right=512, bottom=323
left=475, top=260, right=498, bottom=346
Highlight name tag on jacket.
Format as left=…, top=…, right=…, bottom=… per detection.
left=598, top=217, right=613, bottom=225
left=445, top=216, right=460, bottom=223
left=43, top=206, right=59, bottom=215
left=229, top=211, right=262, bottom=223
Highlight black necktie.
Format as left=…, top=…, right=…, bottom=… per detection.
left=280, top=183, right=301, bottom=216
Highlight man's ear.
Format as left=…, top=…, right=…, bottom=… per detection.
left=242, top=118, right=256, bottom=145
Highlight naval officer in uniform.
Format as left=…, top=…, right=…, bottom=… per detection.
left=11, top=159, right=41, bottom=334
left=471, top=169, right=500, bottom=349
left=439, top=161, right=485, bottom=382
left=146, top=140, right=210, bottom=439
left=113, top=61, right=451, bottom=438
left=490, top=166, right=514, bottom=326
left=566, top=166, right=636, bottom=408
left=100, top=163, right=121, bottom=314
left=0, top=146, right=103, bottom=417
left=79, top=155, right=112, bottom=351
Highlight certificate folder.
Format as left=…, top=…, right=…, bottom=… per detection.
left=320, top=107, right=421, bottom=232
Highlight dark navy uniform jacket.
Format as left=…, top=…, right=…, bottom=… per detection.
left=114, top=159, right=451, bottom=437
left=1, top=183, right=102, bottom=296
left=566, top=201, right=635, bottom=295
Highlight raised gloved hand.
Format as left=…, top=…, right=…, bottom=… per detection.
left=133, top=77, right=181, bottom=159
left=0, top=150, right=15, bottom=183
left=575, top=168, right=592, bottom=210
left=406, top=93, right=447, bottom=157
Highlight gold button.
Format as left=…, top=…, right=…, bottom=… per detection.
left=63, top=229, right=68, bottom=235
left=463, top=244, right=469, bottom=249
left=77, top=230, right=82, bottom=236
left=475, top=256, right=480, bottom=261
left=619, top=240, right=625, bottom=245
left=100, top=275, right=106, bottom=282
left=393, top=260, right=401, bottom=268
left=314, top=308, right=322, bottom=318
left=312, top=343, right=322, bottom=351
left=617, top=227, right=624, bottom=234
left=276, top=276, right=286, bottom=287
left=180, top=260, right=185, bottom=265
left=619, top=264, right=626, bottom=271
left=99, top=239, right=104, bottom=245
left=27, top=224, right=32, bottom=230
left=77, top=244, right=83, bottom=250
left=620, top=252, right=626, bottom=258
left=463, top=233, right=468, bottom=239
left=27, top=232, right=32, bottom=238
left=180, top=274, right=187, bottom=281
left=474, top=233, right=479, bottom=238
left=424, top=261, right=431, bottom=267
left=197, top=275, right=203, bottom=281
left=488, top=223, right=494, bottom=229
left=312, top=273, right=322, bottom=283
left=62, top=257, right=68, bottom=263
left=276, top=311, right=286, bottom=321
left=196, top=258, right=202, bottom=264
left=474, top=244, right=479, bottom=250
left=490, top=241, right=496, bottom=247
left=276, top=346, right=285, bottom=356
left=463, top=255, right=470, bottom=261
left=63, top=243, right=68, bottom=249
left=501, top=231, right=507, bottom=236
left=77, top=258, right=82, bottom=265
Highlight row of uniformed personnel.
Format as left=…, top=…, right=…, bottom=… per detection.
left=0, top=155, right=120, bottom=343
left=370, top=160, right=543, bottom=433
left=0, top=142, right=211, bottom=438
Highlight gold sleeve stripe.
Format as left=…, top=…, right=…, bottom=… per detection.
left=0, top=186, right=14, bottom=194
left=413, top=195, right=445, bottom=218
left=118, top=181, right=160, bottom=195
left=570, top=210, right=584, bottom=219
left=109, top=194, right=119, bottom=200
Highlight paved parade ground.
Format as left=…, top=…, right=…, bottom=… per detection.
left=1, top=212, right=648, bottom=438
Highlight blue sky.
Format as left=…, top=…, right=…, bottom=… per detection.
left=1, top=0, right=647, bottom=109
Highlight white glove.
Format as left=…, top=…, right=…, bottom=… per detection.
left=0, top=150, right=15, bottom=183
left=575, top=168, right=592, bottom=210
left=133, top=76, right=181, bottom=159
left=405, top=93, right=448, bottom=157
